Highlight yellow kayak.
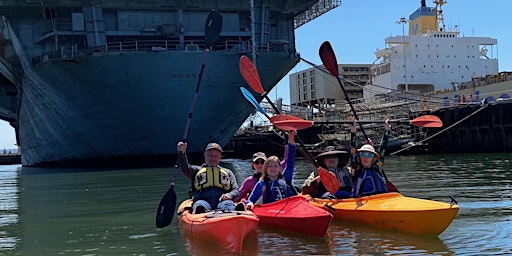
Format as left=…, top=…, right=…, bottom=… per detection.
left=304, top=192, right=459, bottom=235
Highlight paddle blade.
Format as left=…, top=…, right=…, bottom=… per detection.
left=240, top=87, right=267, bottom=115
left=269, top=114, right=305, bottom=122
left=319, top=41, right=340, bottom=77
left=318, top=167, right=340, bottom=194
left=272, top=120, right=313, bottom=131
left=411, top=115, right=443, bottom=128
left=386, top=181, right=399, bottom=193
left=204, top=11, right=223, bottom=47
left=155, top=186, right=177, bottom=228
left=270, top=114, right=313, bottom=130
left=239, top=55, right=265, bottom=94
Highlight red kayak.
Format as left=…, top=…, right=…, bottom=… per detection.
left=177, top=199, right=259, bottom=253
left=252, top=195, right=333, bottom=237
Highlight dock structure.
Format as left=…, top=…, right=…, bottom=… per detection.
left=0, top=154, right=21, bottom=165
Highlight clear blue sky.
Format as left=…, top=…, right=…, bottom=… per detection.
left=1, top=0, right=511, bottom=149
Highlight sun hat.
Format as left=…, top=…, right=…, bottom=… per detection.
left=252, top=152, right=267, bottom=162
left=315, top=146, right=349, bottom=168
left=357, top=144, right=380, bottom=159
left=205, top=142, right=223, bottom=152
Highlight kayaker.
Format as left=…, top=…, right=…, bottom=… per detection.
left=236, top=144, right=293, bottom=202
left=177, top=142, right=240, bottom=214
left=349, top=118, right=390, bottom=197
left=235, top=151, right=267, bottom=202
left=244, top=130, right=297, bottom=210
left=301, top=146, right=352, bottom=198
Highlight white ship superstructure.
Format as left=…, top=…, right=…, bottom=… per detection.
left=370, top=0, right=498, bottom=98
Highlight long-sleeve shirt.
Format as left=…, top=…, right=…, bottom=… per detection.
left=246, top=143, right=296, bottom=204
left=236, top=174, right=260, bottom=202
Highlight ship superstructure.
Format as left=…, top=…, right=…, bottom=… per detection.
left=370, top=0, right=498, bottom=98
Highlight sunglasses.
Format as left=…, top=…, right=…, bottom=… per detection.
left=253, top=160, right=265, bottom=165
left=325, top=155, right=338, bottom=159
left=359, top=152, right=374, bottom=158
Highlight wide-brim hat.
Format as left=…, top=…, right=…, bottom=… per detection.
left=315, top=146, right=349, bottom=168
left=357, top=144, right=380, bottom=159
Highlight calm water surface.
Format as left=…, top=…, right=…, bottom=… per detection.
left=0, top=153, right=511, bottom=255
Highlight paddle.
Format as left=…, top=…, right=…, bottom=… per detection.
left=275, top=114, right=443, bottom=128
left=270, top=114, right=314, bottom=131
left=239, top=56, right=340, bottom=194
left=319, top=41, right=399, bottom=193
left=240, top=87, right=339, bottom=194
left=156, top=10, right=222, bottom=229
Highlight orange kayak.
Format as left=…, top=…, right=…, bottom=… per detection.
left=177, top=199, right=259, bottom=253
left=252, top=195, right=333, bottom=237
left=304, top=192, right=459, bottom=235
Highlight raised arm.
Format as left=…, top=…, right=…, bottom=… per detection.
left=177, top=141, right=194, bottom=180
left=377, top=118, right=392, bottom=163
left=282, top=130, right=296, bottom=183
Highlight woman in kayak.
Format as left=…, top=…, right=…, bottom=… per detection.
left=244, top=130, right=297, bottom=210
left=301, top=146, right=352, bottom=198
left=235, top=151, right=267, bottom=202
left=349, top=118, right=391, bottom=197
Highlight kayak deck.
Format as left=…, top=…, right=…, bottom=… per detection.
left=177, top=199, right=259, bottom=253
left=304, top=192, right=459, bottom=235
left=252, top=195, right=333, bottom=237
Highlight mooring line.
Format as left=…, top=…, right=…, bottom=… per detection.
left=390, top=101, right=489, bottom=155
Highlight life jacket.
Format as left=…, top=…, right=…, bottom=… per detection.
left=352, top=168, right=387, bottom=197
left=193, top=166, right=231, bottom=191
left=331, top=167, right=353, bottom=191
left=262, top=179, right=290, bottom=203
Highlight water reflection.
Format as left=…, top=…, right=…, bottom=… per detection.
left=326, top=220, right=452, bottom=255
left=0, top=165, right=20, bottom=251
left=0, top=153, right=511, bottom=255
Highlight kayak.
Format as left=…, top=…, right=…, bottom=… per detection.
left=252, top=195, right=333, bottom=237
left=303, top=192, right=459, bottom=235
left=177, top=199, right=259, bottom=253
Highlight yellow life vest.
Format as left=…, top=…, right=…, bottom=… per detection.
left=193, top=166, right=232, bottom=191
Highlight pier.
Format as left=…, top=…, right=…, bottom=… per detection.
left=0, top=154, right=21, bottom=165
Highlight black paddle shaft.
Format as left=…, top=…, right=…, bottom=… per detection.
left=155, top=11, right=223, bottom=229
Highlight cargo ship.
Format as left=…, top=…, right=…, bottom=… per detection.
left=369, top=0, right=512, bottom=154
left=0, top=1, right=341, bottom=166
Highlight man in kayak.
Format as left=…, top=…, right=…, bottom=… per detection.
left=349, top=118, right=391, bottom=197
left=177, top=142, right=240, bottom=214
left=244, top=130, right=297, bottom=210
left=301, top=146, right=352, bottom=198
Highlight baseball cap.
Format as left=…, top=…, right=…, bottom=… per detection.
left=205, top=143, right=223, bottom=152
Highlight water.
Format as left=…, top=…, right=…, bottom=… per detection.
left=0, top=153, right=511, bottom=255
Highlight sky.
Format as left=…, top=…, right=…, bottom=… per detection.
left=1, top=0, right=511, bottom=149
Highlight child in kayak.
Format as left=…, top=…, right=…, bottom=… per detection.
left=349, top=118, right=391, bottom=197
left=245, top=130, right=297, bottom=210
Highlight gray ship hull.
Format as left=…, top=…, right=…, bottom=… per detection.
left=20, top=52, right=296, bottom=166
left=0, top=1, right=340, bottom=166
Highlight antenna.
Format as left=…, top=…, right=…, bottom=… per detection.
left=434, top=0, right=447, bottom=31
